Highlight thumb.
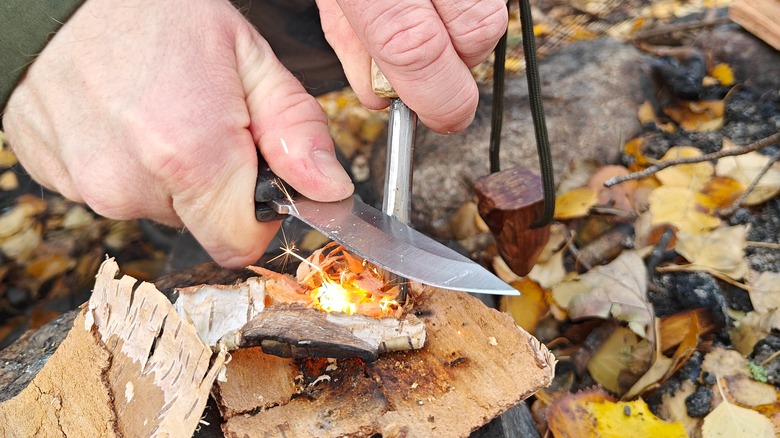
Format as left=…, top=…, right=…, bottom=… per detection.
left=172, top=24, right=354, bottom=269
left=237, top=25, right=354, bottom=202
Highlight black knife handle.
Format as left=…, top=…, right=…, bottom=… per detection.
left=254, top=153, right=296, bottom=222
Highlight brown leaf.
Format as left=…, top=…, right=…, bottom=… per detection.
left=552, top=251, right=653, bottom=338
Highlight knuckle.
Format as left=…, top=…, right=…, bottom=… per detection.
left=452, top=2, right=508, bottom=62
left=374, top=14, right=449, bottom=70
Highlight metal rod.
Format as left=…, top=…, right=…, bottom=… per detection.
left=383, top=98, right=417, bottom=301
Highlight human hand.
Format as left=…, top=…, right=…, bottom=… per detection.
left=316, top=0, right=508, bottom=133
left=2, top=0, right=354, bottom=267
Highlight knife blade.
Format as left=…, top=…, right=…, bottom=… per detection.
left=269, top=195, right=518, bottom=296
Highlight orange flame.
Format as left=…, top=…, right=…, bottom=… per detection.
left=300, top=243, right=401, bottom=318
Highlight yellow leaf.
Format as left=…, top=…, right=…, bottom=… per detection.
left=500, top=278, right=548, bottom=333
left=587, top=327, right=647, bottom=394
left=623, top=355, right=674, bottom=400
left=649, top=186, right=721, bottom=234
left=701, top=176, right=745, bottom=209
left=0, top=170, right=19, bottom=191
left=637, top=101, right=656, bottom=125
left=624, top=137, right=650, bottom=169
left=675, top=225, right=749, bottom=280
left=588, top=398, right=688, bottom=438
left=715, top=140, right=780, bottom=206
left=548, top=389, right=616, bottom=437
left=554, top=187, right=598, bottom=219
left=702, top=396, right=776, bottom=438
left=656, top=146, right=714, bottom=191
left=710, top=63, right=735, bottom=86
left=0, top=149, right=17, bottom=167
left=550, top=389, right=688, bottom=438
left=664, top=100, right=724, bottom=132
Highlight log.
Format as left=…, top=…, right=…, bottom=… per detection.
left=474, top=166, right=551, bottom=277
left=730, top=0, right=780, bottom=51
left=0, top=259, right=554, bottom=437
left=0, top=259, right=226, bottom=437
left=215, top=284, right=556, bottom=437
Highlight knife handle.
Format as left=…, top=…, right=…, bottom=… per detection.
left=254, top=153, right=296, bottom=222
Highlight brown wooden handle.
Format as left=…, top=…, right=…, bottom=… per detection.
left=371, top=59, right=398, bottom=98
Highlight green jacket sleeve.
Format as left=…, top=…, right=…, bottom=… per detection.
left=1, top=0, right=86, bottom=113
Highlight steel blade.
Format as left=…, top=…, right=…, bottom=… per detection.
left=271, top=196, right=518, bottom=296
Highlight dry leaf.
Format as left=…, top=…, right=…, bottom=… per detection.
left=528, top=248, right=566, bottom=289
left=709, top=63, right=735, bottom=86
left=587, top=327, right=651, bottom=395
left=587, top=398, right=688, bottom=437
left=588, top=165, right=637, bottom=212
left=637, top=101, right=656, bottom=125
left=555, top=187, right=599, bottom=219
left=674, top=225, right=749, bottom=280
left=0, top=147, right=18, bottom=168
left=623, top=355, right=674, bottom=400
left=548, top=389, right=615, bottom=438
left=656, top=146, right=715, bottom=191
left=702, top=394, right=776, bottom=438
left=664, top=100, right=725, bottom=132
left=624, top=137, right=656, bottom=170
left=62, top=206, right=95, bottom=230
left=724, top=374, right=778, bottom=407
left=449, top=201, right=482, bottom=240
left=715, top=139, right=780, bottom=205
left=747, top=271, right=780, bottom=313
left=0, top=170, right=18, bottom=191
left=701, top=348, right=750, bottom=379
left=552, top=251, right=652, bottom=338
left=500, top=278, right=548, bottom=333
left=701, top=176, right=744, bottom=209
left=549, top=388, right=688, bottom=438
left=649, top=186, right=721, bottom=234
left=624, top=311, right=700, bottom=399
left=658, top=380, right=700, bottom=437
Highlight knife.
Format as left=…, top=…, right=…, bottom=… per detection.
left=266, top=194, right=518, bottom=296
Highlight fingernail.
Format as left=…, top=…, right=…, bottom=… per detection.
left=312, top=150, right=352, bottom=184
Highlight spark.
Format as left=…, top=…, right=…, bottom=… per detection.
left=272, top=178, right=299, bottom=216
left=280, top=137, right=289, bottom=154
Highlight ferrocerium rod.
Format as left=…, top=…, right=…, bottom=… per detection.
left=383, top=98, right=417, bottom=302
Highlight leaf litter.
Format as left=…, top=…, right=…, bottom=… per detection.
left=1, top=1, right=779, bottom=437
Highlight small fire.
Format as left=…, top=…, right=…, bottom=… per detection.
left=258, top=242, right=402, bottom=318
left=299, top=243, right=401, bottom=318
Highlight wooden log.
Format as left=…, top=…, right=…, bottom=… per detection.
left=0, top=259, right=226, bottom=437
left=215, top=285, right=556, bottom=437
left=474, top=166, right=551, bottom=277
left=730, top=0, right=780, bottom=51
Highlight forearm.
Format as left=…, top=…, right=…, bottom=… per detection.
left=0, top=0, right=85, bottom=113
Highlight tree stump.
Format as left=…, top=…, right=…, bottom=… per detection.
left=0, top=259, right=555, bottom=437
